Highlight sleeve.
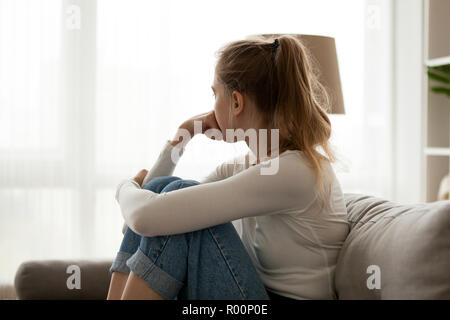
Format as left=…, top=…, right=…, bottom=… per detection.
left=115, top=155, right=315, bottom=237
left=121, top=140, right=184, bottom=234
left=199, top=151, right=253, bottom=184
left=141, top=140, right=185, bottom=187
left=119, top=140, right=242, bottom=234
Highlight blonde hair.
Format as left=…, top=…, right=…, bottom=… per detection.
left=215, top=35, right=337, bottom=212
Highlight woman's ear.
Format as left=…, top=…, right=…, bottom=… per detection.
left=232, top=91, right=245, bottom=116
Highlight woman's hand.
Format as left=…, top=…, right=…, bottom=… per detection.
left=132, top=169, right=148, bottom=187
left=170, top=110, right=222, bottom=147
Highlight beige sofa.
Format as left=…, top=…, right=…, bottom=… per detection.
left=14, top=193, right=450, bottom=299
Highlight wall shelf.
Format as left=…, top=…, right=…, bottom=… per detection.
left=426, top=55, right=450, bottom=67
left=423, top=0, right=450, bottom=202
left=425, top=148, right=450, bottom=156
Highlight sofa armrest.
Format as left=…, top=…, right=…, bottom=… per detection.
left=14, top=259, right=113, bottom=300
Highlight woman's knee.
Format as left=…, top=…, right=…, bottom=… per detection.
left=161, top=179, right=200, bottom=192
left=143, top=176, right=182, bottom=193
left=119, top=226, right=143, bottom=254
left=136, top=177, right=200, bottom=257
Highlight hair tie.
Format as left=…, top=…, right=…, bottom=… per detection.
left=272, top=38, right=279, bottom=51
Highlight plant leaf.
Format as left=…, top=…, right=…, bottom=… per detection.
left=431, top=86, right=450, bottom=98
left=435, top=64, right=450, bottom=74
left=428, top=70, right=450, bottom=84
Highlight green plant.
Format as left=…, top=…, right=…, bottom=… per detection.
left=427, top=64, right=450, bottom=98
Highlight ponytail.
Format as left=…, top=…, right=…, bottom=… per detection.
left=216, top=35, right=337, bottom=212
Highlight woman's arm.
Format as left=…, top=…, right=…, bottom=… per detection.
left=141, top=140, right=185, bottom=187
left=116, top=154, right=316, bottom=237
left=142, top=109, right=221, bottom=185
left=121, top=110, right=221, bottom=234
left=198, top=152, right=248, bottom=184
left=120, top=141, right=184, bottom=234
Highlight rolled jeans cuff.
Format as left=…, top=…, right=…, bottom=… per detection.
left=126, top=248, right=184, bottom=300
left=109, top=251, right=133, bottom=274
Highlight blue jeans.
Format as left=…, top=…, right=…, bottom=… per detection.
left=109, top=176, right=270, bottom=300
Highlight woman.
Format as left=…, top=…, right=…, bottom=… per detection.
left=107, top=35, right=349, bottom=300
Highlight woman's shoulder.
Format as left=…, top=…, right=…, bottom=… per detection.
left=278, top=149, right=335, bottom=171
left=270, top=150, right=340, bottom=190
left=224, top=148, right=335, bottom=182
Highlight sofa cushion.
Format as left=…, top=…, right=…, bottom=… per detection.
left=14, top=259, right=113, bottom=299
left=336, top=193, right=450, bottom=299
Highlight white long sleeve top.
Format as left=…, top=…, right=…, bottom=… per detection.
left=115, top=140, right=350, bottom=299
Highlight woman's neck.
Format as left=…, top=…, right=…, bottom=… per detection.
left=245, top=128, right=280, bottom=164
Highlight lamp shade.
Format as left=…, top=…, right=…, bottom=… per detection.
left=246, top=34, right=345, bottom=114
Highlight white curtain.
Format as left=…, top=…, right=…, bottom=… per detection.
left=0, top=0, right=393, bottom=285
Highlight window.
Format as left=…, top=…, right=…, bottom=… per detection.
left=0, top=0, right=394, bottom=284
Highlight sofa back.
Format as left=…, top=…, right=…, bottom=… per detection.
left=336, top=193, right=450, bottom=299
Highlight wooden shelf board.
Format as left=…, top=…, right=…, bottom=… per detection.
left=425, top=147, right=450, bottom=156
left=426, top=56, right=450, bottom=67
